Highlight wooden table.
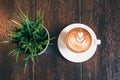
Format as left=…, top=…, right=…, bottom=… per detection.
left=0, top=0, right=120, bottom=80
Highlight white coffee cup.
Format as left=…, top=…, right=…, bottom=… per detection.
left=58, top=23, right=101, bottom=62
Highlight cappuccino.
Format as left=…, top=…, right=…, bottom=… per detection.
left=66, top=28, right=92, bottom=53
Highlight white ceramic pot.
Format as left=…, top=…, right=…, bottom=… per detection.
left=38, top=26, right=50, bottom=55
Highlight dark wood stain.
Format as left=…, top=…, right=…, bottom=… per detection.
left=82, top=0, right=120, bottom=80
left=0, top=0, right=119, bottom=80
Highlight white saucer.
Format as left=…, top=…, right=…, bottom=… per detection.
left=58, top=23, right=101, bottom=63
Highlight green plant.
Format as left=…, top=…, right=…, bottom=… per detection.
left=0, top=8, right=54, bottom=72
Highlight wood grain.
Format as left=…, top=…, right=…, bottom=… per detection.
left=35, top=0, right=82, bottom=80
left=0, top=0, right=15, bottom=80
left=0, top=0, right=36, bottom=80
left=82, top=0, right=120, bottom=80
left=0, top=0, right=119, bottom=80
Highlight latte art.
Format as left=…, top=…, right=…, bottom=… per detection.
left=66, top=28, right=92, bottom=53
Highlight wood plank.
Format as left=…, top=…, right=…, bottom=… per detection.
left=0, top=0, right=16, bottom=80
left=0, top=0, right=36, bottom=80
left=35, top=0, right=82, bottom=80
left=81, top=0, right=120, bottom=80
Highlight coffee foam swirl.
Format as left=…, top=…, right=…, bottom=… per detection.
left=66, top=28, right=92, bottom=53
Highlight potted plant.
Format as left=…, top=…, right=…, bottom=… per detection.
left=0, top=8, right=54, bottom=72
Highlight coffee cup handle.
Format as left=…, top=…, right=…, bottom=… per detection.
left=95, top=39, right=101, bottom=45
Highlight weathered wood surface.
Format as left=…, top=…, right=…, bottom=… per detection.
left=0, top=0, right=119, bottom=80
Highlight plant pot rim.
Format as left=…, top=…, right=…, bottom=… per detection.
left=37, top=26, right=50, bottom=55
left=31, top=22, right=50, bottom=55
